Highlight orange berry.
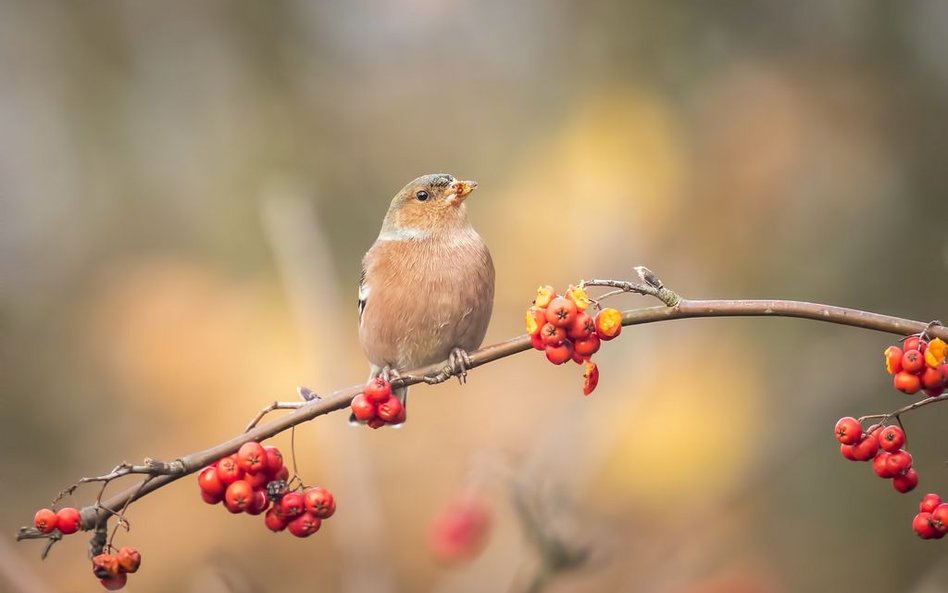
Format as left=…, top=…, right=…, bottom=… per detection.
left=116, top=547, right=141, bottom=574
left=534, top=285, right=556, bottom=309
left=894, top=371, right=922, bottom=394
left=594, top=308, right=622, bottom=340
left=565, top=285, right=591, bottom=311
left=545, top=297, right=577, bottom=328
left=883, top=346, right=903, bottom=375
left=545, top=341, right=574, bottom=365
left=525, top=306, right=545, bottom=337
left=582, top=361, right=599, bottom=396
left=925, top=337, right=947, bottom=368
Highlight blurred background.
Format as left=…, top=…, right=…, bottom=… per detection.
left=2, top=1, right=947, bottom=592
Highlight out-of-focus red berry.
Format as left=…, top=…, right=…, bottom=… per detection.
left=840, top=443, right=857, bottom=461
left=912, top=512, right=939, bottom=539
left=246, top=489, right=271, bottom=516
left=198, top=466, right=225, bottom=497
left=931, top=503, right=948, bottom=534
left=877, top=425, right=905, bottom=453
left=263, top=446, right=284, bottom=477
left=378, top=397, right=404, bottom=424
left=201, top=489, right=223, bottom=505
left=56, top=507, right=81, bottom=535
left=573, top=333, right=601, bottom=358
left=834, top=417, right=862, bottom=446
left=530, top=333, right=545, bottom=351
left=902, top=336, right=926, bottom=354
left=885, top=450, right=913, bottom=475
left=920, top=366, right=944, bottom=391
left=428, top=498, right=492, bottom=565
left=873, top=452, right=894, bottom=478
left=33, top=508, right=58, bottom=534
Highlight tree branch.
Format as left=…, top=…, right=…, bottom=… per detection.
left=17, top=291, right=948, bottom=537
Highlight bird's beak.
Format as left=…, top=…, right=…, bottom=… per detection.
left=447, top=179, right=478, bottom=205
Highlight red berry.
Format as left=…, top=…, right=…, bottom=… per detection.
left=287, top=512, right=321, bottom=537
left=851, top=433, right=879, bottom=461
left=893, top=469, right=919, bottom=493
left=56, top=507, right=81, bottom=535
left=571, top=349, right=588, bottom=365
left=834, top=417, right=862, bottom=446
left=839, top=443, right=857, bottom=461
left=273, top=465, right=290, bottom=482
left=236, top=441, right=267, bottom=474
left=919, top=493, right=943, bottom=513
left=886, top=450, right=913, bottom=475
left=350, top=394, right=378, bottom=422
left=540, top=322, right=566, bottom=346
left=594, top=308, right=622, bottom=340
left=264, top=507, right=287, bottom=532
left=913, top=512, right=939, bottom=539
left=99, top=571, right=128, bottom=591
left=902, top=336, right=926, bottom=353
left=883, top=345, right=903, bottom=375
left=924, top=384, right=945, bottom=397
left=216, top=455, right=243, bottom=485
left=364, top=377, right=393, bottom=403
left=263, top=446, right=284, bottom=477
left=303, top=486, right=336, bottom=519
left=244, top=470, right=269, bottom=489
left=378, top=397, right=404, bottom=424
left=901, top=349, right=925, bottom=374
left=246, top=489, right=271, bottom=516
left=92, top=553, right=120, bottom=578
left=116, top=547, right=141, bottom=574
left=877, top=425, right=905, bottom=452
left=920, top=366, right=944, bottom=391
left=224, top=480, right=254, bottom=513
left=367, top=417, right=386, bottom=429
left=198, top=466, right=225, bottom=497
left=530, top=333, right=545, bottom=351
left=545, top=341, right=574, bottom=365
left=893, top=371, right=922, bottom=394
left=280, top=492, right=305, bottom=518
left=573, top=333, right=601, bottom=358
left=566, top=313, right=595, bottom=341
left=582, top=361, right=599, bottom=396
left=33, top=508, right=58, bottom=534
left=932, top=503, right=948, bottom=534
left=545, top=297, right=577, bottom=328
left=428, top=498, right=492, bottom=564
left=201, top=489, right=223, bottom=505
left=873, top=452, right=894, bottom=478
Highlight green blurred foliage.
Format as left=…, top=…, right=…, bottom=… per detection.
left=2, top=1, right=946, bottom=592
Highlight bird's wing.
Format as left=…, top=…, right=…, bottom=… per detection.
left=357, top=266, right=368, bottom=325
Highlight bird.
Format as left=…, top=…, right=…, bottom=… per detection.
left=356, top=173, right=495, bottom=423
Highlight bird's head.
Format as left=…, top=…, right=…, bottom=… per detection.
left=381, top=173, right=478, bottom=236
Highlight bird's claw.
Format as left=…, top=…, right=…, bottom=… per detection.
left=380, top=366, right=402, bottom=385
left=423, top=348, right=472, bottom=385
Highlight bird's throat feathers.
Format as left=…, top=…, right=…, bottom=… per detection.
left=379, top=201, right=470, bottom=241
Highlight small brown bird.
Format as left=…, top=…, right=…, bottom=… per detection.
left=357, top=173, right=495, bottom=422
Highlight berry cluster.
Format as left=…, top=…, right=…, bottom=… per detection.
left=835, top=420, right=918, bottom=492
left=32, top=506, right=82, bottom=536
left=350, top=377, right=406, bottom=428
left=198, top=441, right=336, bottom=538
left=428, top=497, right=492, bottom=565
left=91, top=546, right=141, bottom=590
left=913, top=493, right=948, bottom=540
left=884, top=336, right=947, bottom=396
left=525, top=285, right=621, bottom=395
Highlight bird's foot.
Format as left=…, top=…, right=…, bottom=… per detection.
left=380, top=366, right=403, bottom=385
left=423, top=348, right=472, bottom=385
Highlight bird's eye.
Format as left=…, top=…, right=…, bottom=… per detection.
left=416, top=190, right=429, bottom=201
